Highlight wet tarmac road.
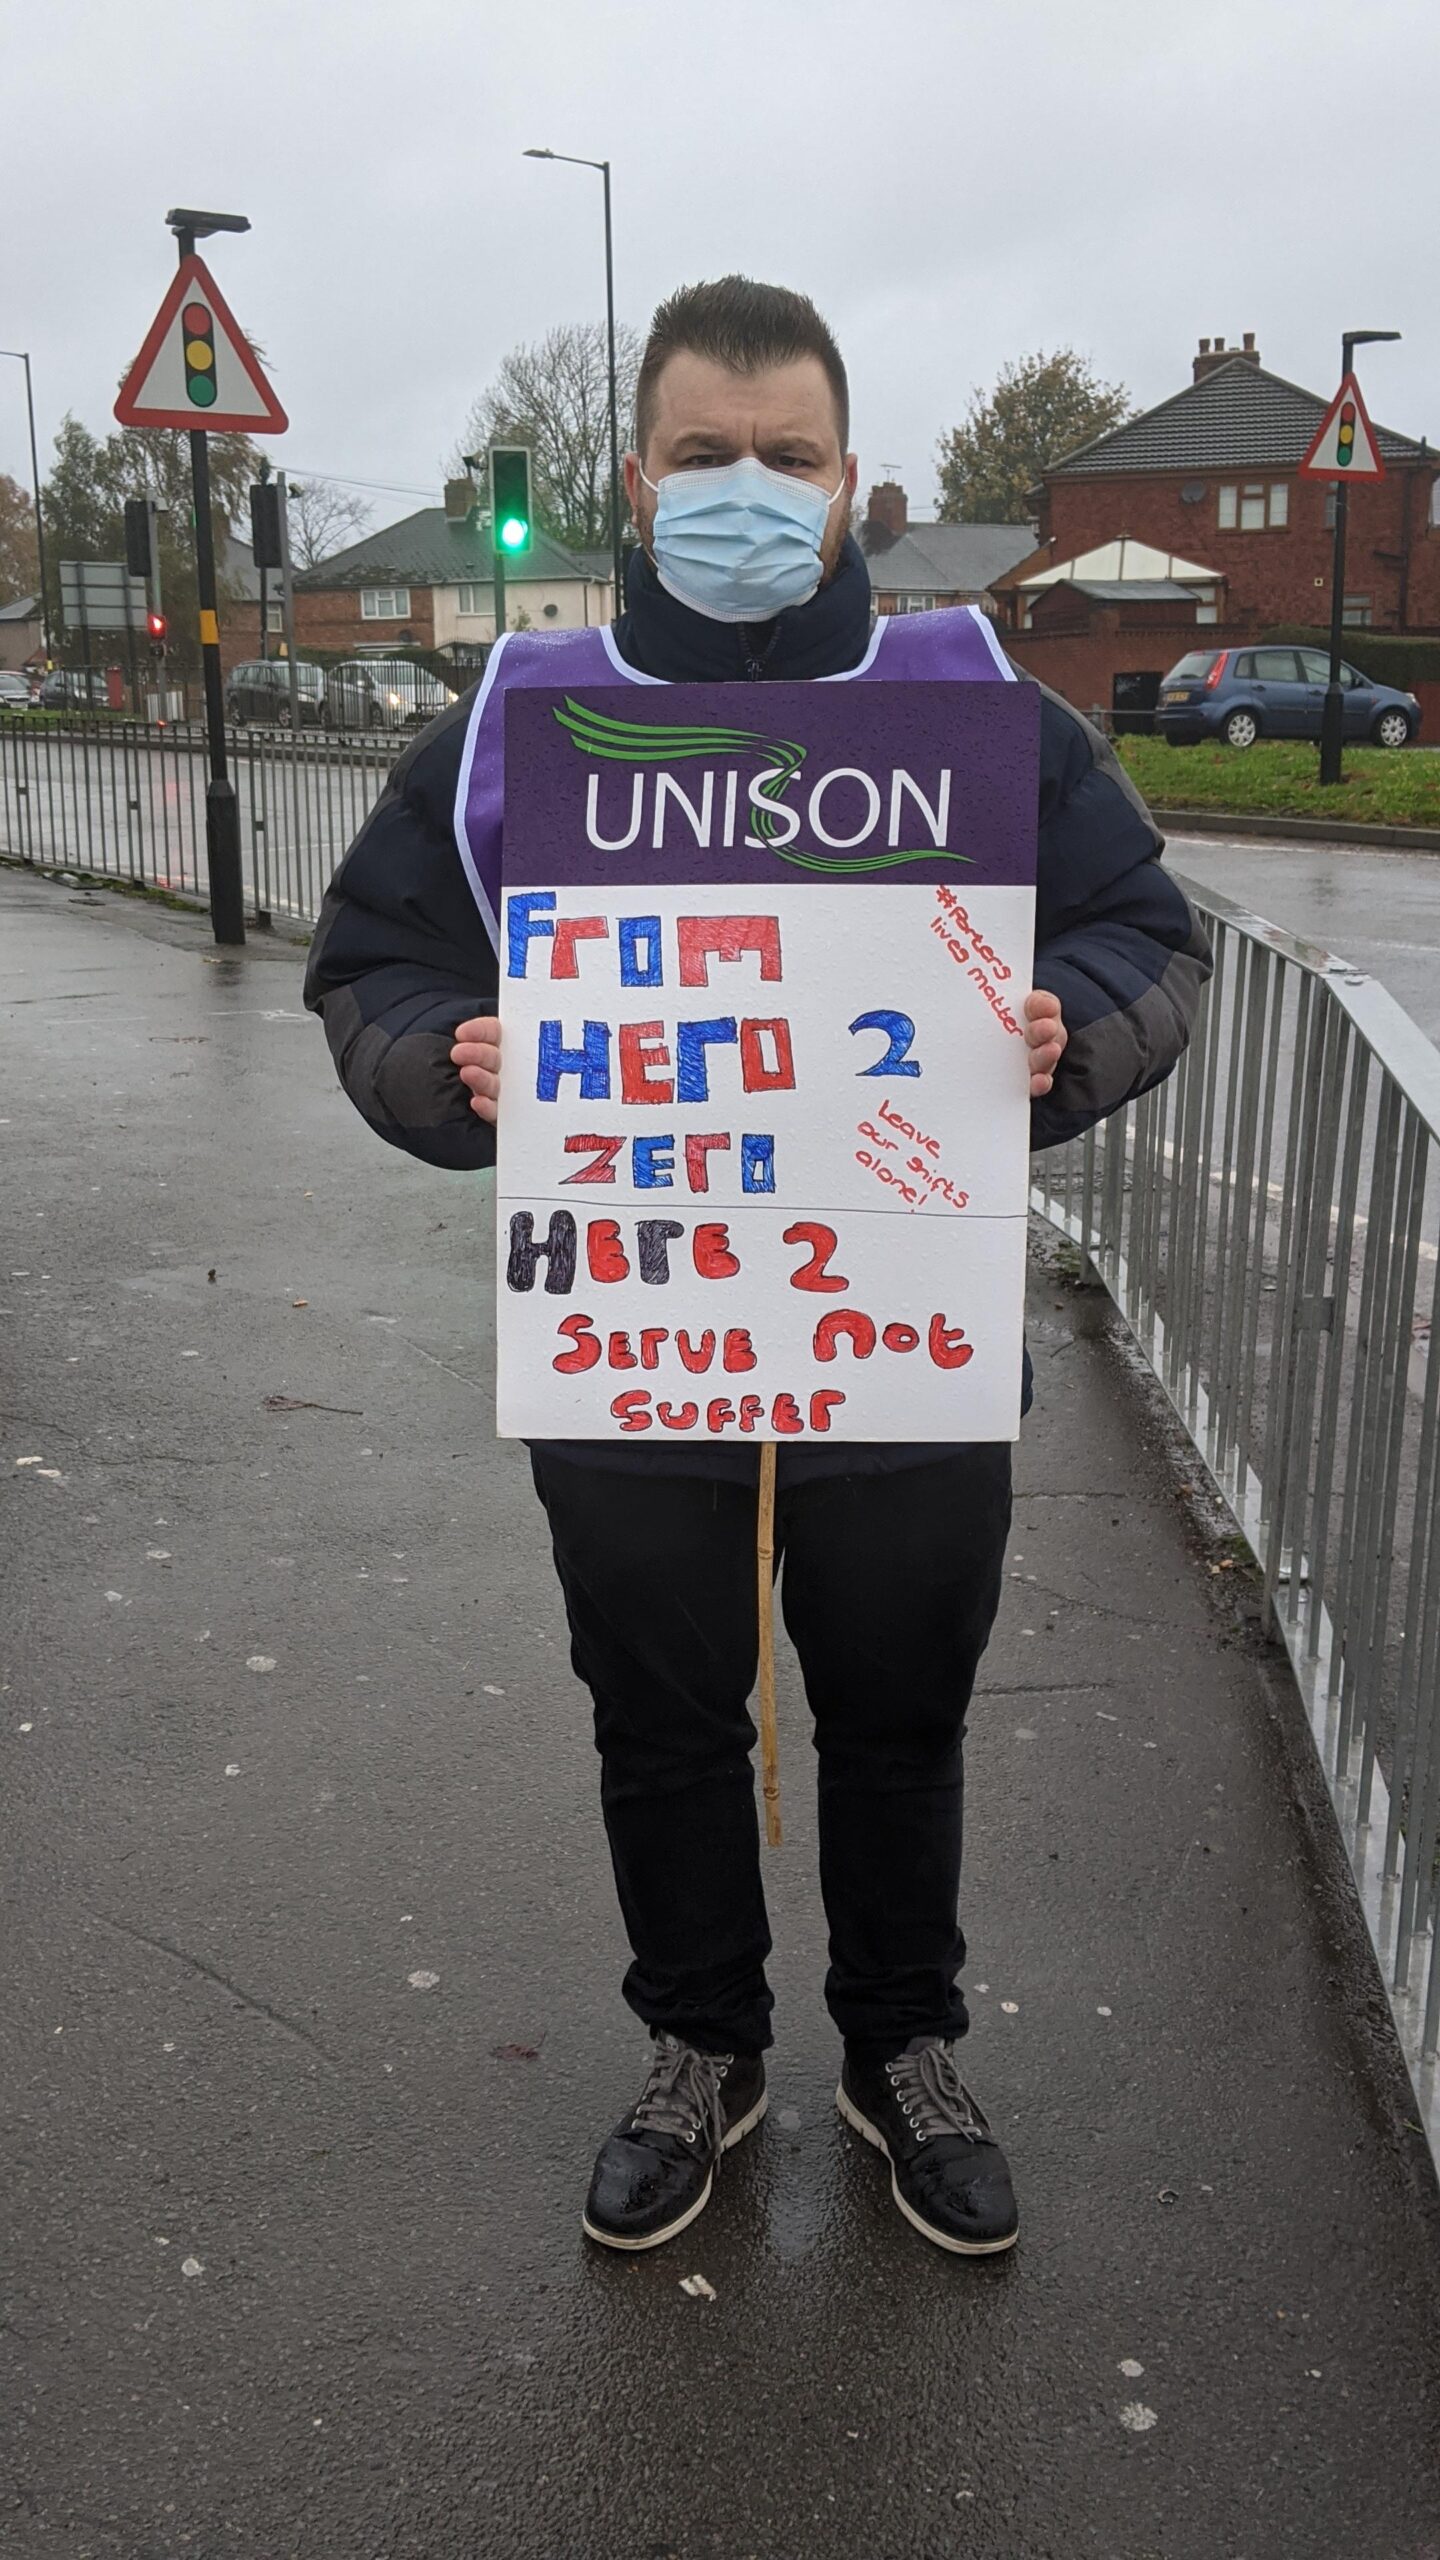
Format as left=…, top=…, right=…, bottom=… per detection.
left=3, top=869, right=1439, bottom=2560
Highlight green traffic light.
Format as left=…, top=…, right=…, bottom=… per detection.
left=498, top=515, right=529, bottom=551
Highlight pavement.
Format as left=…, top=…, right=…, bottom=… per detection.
left=4, top=865, right=1440, bottom=2560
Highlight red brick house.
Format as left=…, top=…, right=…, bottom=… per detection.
left=991, top=336, right=1439, bottom=726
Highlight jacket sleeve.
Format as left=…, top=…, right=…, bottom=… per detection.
left=302, top=696, right=499, bottom=1173
left=1028, top=687, right=1212, bottom=1152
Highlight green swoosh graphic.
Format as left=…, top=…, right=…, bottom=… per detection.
left=552, top=698, right=972, bottom=875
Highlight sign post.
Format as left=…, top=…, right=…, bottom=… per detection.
left=115, top=212, right=288, bottom=945
left=1300, top=333, right=1399, bottom=785
left=496, top=680, right=1040, bottom=1451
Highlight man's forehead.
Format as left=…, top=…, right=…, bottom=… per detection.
left=648, top=349, right=842, bottom=442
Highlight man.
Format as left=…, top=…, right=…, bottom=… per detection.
left=305, top=277, right=1210, bottom=2260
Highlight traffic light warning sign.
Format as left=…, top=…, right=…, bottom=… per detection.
left=1299, top=372, right=1385, bottom=481
left=114, top=252, right=288, bottom=435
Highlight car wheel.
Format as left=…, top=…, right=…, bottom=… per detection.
left=1373, top=707, right=1412, bottom=749
left=1223, top=707, right=1259, bottom=749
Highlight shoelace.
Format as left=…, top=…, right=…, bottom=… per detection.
left=631, top=2034, right=730, bottom=2159
left=885, top=2040, right=992, bottom=2146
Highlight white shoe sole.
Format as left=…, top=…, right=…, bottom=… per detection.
left=835, top=2082, right=1019, bottom=2257
left=581, top=2088, right=769, bottom=2252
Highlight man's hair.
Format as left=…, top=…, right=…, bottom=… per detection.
left=635, top=276, right=850, bottom=454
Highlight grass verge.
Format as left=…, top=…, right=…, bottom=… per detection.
left=1117, top=736, right=1439, bottom=830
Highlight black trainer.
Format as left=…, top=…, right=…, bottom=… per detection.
left=837, top=2036, right=1019, bottom=2255
left=582, top=2033, right=767, bottom=2252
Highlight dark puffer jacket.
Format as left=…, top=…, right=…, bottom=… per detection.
left=304, top=539, right=1211, bottom=1480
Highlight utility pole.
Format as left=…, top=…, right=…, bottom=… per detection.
left=1319, top=328, right=1401, bottom=786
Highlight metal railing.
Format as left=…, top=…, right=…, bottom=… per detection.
left=1033, top=875, right=1440, bottom=2160
left=0, top=714, right=396, bottom=925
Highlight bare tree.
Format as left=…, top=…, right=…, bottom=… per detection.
left=452, top=320, right=641, bottom=554
left=286, top=478, right=374, bottom=571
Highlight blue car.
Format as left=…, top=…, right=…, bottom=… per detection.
left=1156, top=644, right=1420, bottom=749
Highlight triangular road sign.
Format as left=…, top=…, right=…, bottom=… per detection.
left=1299, top=372, right=1384, bottom=481
left=114, top=253, right=288, bottom=435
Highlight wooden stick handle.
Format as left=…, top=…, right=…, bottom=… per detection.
left=756, top=1440, right=782, bottom=1847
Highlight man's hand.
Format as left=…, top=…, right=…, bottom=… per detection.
left=451, top=1015, right=501, bottom=1123
left=1023, top=989, right=1067, bottom=1098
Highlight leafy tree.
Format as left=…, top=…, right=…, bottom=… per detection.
left=453, top=320, right=641, bottom=553
left=0, top=473, right=40, bottom=605
left=285, top=475, right=373, bottom=571
left=41, top=413, right=262, bottom=680
left=936, top=350, right=1134, bottom=524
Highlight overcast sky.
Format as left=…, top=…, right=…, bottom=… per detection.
left=6, top=0, right=1437, bottom=534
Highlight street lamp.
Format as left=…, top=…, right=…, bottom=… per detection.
left=0, top=348, right=53, bottom=667
left=524, top=148, right=624, bottom=609
left=164, top=205, right=252, bottom=948
left=1320, top=327, right=1401, bottom=786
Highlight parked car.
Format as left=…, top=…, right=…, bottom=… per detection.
left=1157, top=646, right=1420, bottom=749
left=226, top=659, right=327, bottom=727
left=37, top=669, right=112, bottom=710
left=0, top=670, right=33, bottom=711
left=325, top=658, right=455, bottom=732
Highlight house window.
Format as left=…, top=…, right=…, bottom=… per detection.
left=265, top=601, right=283, bottom=634
left=901, top=593, right=936, bottom=613
left=1342, top=595, right=1373, bottom=626
left=1195, top=595, right=1218, bottom=625
left=455, top=583, right=489, bottom=616
left=360, top=585, right=410, bottom=619
left=1218, top=483, right=1287, bottom=530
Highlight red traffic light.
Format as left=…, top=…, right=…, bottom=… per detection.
left=146, top=609, right=167, bottom=642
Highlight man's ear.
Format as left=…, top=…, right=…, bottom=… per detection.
left=623, top=452, right=643, bottom=513
left=844, top=452, right=859, bottom=497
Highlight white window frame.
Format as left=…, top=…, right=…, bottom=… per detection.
left=1218, top=481, right=1287, bottom=530
left=360, top=585, right=411, bottom=620
left=455, top=583, right=489, bottom=617
left=901, top=592, right=937, bottom=614
left=1342, top=596, right=1373, bottom=627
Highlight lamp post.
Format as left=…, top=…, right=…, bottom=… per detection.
left=523, top=148, right=624, bottom=610
left=1319, top=327, right=1401, bottom=786
left=0, top=347, right=53, bottom=667
left=165, top=206, right=251, bottom=946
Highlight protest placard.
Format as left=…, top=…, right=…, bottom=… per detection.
left=497, top=678, right=1039, bottom=1444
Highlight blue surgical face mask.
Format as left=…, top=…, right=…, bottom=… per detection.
left=640, top=454, right=848, bottom=623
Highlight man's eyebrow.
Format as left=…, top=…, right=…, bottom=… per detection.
left=670, top=429, right=737, bottom=453
left=756, top=430, right=826, bottom=455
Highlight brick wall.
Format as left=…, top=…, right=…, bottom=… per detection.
left=1035, top=466, right=1439, bottom=633
left=292, top=588, right=437, bottom=655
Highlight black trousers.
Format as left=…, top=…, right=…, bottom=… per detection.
left=529, top=1448, right=1012, bottom=2058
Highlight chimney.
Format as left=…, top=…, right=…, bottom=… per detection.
left=1193, top=332, right=1261, bottom=383
left=444, top=475, right=477, bottom=523
left=866, top=480, right=908, bottom=539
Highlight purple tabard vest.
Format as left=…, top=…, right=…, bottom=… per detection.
left=452, top=605, right=1015, bottom=947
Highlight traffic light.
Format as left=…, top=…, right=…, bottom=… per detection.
left=146, top=608, right=167, bottom=647
left=489, top=446, right=533, bottom=554
left=124, top=498, right=155, bottom=581
left=182, top=298, right=218, bottom=410
left=250, top=480, right=283, bottom=569
left=1336, top=401, right=1357, bottom=469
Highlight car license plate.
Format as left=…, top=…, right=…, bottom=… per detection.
left=1160, top=689, right=1189, bottom=703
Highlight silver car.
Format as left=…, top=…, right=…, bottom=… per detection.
left=325, top=658, right=455, bottom=732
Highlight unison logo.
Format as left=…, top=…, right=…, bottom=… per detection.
left=552, top=698, right=972, bottom=874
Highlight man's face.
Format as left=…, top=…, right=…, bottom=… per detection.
left=626, top=351, right=858, bottom=584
